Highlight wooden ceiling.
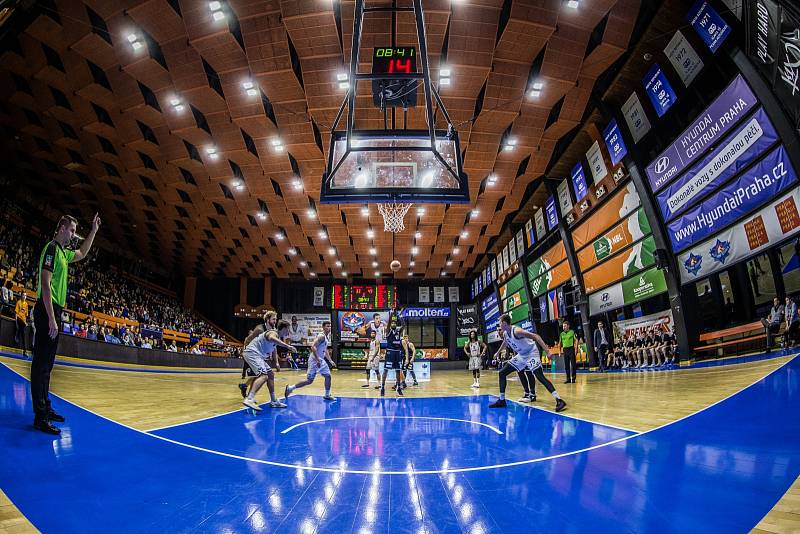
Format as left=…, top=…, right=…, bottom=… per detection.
left=0, top=0, right=641, bottom=280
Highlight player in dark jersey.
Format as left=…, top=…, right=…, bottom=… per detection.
left=379, top=316, right=405, bottom=397
left=401, top=334, right=419, bottom=388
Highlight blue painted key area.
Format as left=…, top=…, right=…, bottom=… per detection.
left=1, top=356, right=799, bottom=533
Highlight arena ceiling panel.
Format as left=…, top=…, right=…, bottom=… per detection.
left=0, top=0, right=640, bottom=279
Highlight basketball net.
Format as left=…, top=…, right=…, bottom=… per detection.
left=377, top=202, right=412, bottom=233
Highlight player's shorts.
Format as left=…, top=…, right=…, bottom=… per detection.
left=384, top=349, right=402, bottom=369
left=366, top=353, right=380, bottom=370
left=508, top=353, right=540, bottom=372
left=468, top=356, right=481, bottom=370
left=306, top=359, right=331, bottom=381
left=242, top=349, right=271, bottom=376
left=403, top=360, right=415, bottom=371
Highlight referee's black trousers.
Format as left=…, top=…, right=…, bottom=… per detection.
left=31, top=300, right=61, bottom=422
left=563, top=346, right=576, bottom=380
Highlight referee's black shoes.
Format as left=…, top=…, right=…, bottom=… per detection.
left=34, top=419, right=61, bottom=435
left=48, top=410, right=65, bottom=423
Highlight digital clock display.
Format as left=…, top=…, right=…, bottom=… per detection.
left=372, top=47, right=417, bottom=75
left=331, top=284, right=397, bottom=309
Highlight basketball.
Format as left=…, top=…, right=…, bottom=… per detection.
left=390, top=259, right=401, bottom=272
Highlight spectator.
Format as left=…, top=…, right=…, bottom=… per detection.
left=75, top=323, right=87, bottom=339
left=1, top=280, right=13, bottom=313
left=14, top=293, right=29, bottom=354
left=762, top=297, right=785, bottom=351
left=786, top=296, right=798, bottom=347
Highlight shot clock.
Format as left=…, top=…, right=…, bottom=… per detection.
left=371, top=47, right=418, bottom=108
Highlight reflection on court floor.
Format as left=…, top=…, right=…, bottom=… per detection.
left=1, top=358, right=799, bottom=533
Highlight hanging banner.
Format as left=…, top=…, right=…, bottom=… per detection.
left=678, top=186, right=800, bottom=281
left=313, top=287, right=325, bottom=307
left=665, top=30, right=705, bottom=86
left=586, top=140, right=609, bottom=184
left=535, top=207, right=547, bottom=237
left=508, top=240, right=517, bottom=264
left=525, top=219, right=536, bottom=246
left=657, top=108, right=781, bottom=221
left=419, top=286, right=430, bottom=303
left=688, top=0, right=732, bottom=52
left=747, top=0, right=781, bottom=81
left=571, top=162, right=590, bottom=201
left=612, top=309, right=675, bottom=342
left=502, top=246, right=510, bottom=270
left=516, top=229, right=525, bottom=257
left=776, top=7, right=800, bottom=130
left=603, top=119, right=628, bottom=166
left=448, top=286, right=460, bottom=303
left=645, top=75, right=759, bottom=192
left=572, top=182, right=642, bottom=250
left=557, top=180, right=573, bottom=216
left=545, top=195, right=559, bottom=230
left=491, top=258, right=497, bottom=281
left=668, top=145, right=799, bottom=251
left=622, top=92, right=652, bottom=143
left=456, top=304, right=479, bottom=337
left=577, top=208, right=652, bottom=270
left=643, top=64, right=678, bottom=117
left=583, top=236, right=658, bottom=293
left=433, top=286, right=445, bottom=303
left=539, top=295, right=548, bottom=322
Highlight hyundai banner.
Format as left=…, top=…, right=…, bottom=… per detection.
left=688, top=0, right=732, bottom=52
left=646, top=75, right=758, bottom=192
left=643, top=64, right=677, bottom=117
left=678, top=186, right=800, bottom=282
left=667, top=145, right=799, bottom=251
left=657, top=108, right=780, bottom=221
left=571, top=162, right=589, bottom=201
left=603, top=119, right=628, bottom=166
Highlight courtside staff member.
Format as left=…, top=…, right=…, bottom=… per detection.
left=32, top=213, right=100, bottom=434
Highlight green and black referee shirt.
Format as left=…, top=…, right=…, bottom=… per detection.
left=37, top=241, right=75, bottom=308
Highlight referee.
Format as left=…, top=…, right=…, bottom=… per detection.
left=560, top=321, right=577, bottom=384
left=31, top=213, right=100, bottom=434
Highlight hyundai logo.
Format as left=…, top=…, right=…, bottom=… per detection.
left=601, top=292, right=609, bottom=302
left=655, top=156, right=670, bottom=174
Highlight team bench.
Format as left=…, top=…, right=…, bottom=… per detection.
left=694, top=321, right=784, bottom=357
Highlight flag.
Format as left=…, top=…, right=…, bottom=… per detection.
left=539, top=296, right=548, bottom=322
left=557, top=286, right=567, bottom=317
left=548, top=290, right=559, bottom=321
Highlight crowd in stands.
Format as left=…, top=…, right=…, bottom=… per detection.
left=0, top=217, right=240, bottom=357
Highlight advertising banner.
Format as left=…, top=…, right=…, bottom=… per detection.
left=603, top=119, right=628, bottom=166
left=577, top=208, right=652, bottom=270
left=528, top=260, right=572, bottom=298
left=748, top=0, right=781, bottom=81
left=572, top=182, right=641, bottom=250
left=688, top=0, right=732, bottom=52
left=456, top=304, right=479, bottom=337
left=415, top=348, right=448, bottom=360
left=338, top=310, right=392, bottom=342
left=516, top=229, right=525, bottom=258
left=612, top=309, right=675, bottom=342
left=678, top=186, right=800, bottom=281
left=622, top=92, right=652, bottom=143
left=281, top=313, right=331, bottom=345
left=588, top=268, right=668, bottom=315
left=482, top=292, right=501, bottom=342
left=643, top=64, right=678, bottom=117
left=589, top=283, right=625, bottom=315
left=535, top=207, right=547, bottom=238
left=657, top=108, right=780, bottom=221
left=546, top=195, right=559, bottom=230
left=557, top=180, right=574, bottom=216
left=400, top=307, right=450, bottom=319
left=499, top=272, right=525, bottom=300
left=645, top=75, right=758, bottom=192
left=586, top=140, right=609, bottom=184
left=525, top=219, right=536, bottom=246
left=665, top=30, right=704, bottom=86
left=583, top=236, right=658, bottom=293
left=776, top=7, right=800, bottom=129
left=667, top=145, right=799, bottom=251
left=526, top=242, right=568, bottom=282
left=571, top=162, right=589, bottom=202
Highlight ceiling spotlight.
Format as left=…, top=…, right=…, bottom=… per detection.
left=415, top=231, right=421, bottom=239
left=408, top=271, right=413, bottom=276
left=271, top=138, right=284, bottom=152
left=288, top=248, right=297, bottom=256
left=328, top=247, right=336, bottom=255
left=372, top=261, right=378, bottom=267
left=338, top=81, right=350, bottom=90
left=209, top=1, right=225, bottom=20
left=257, top=211, right=267, bottom=220
left=206, top=147, right=219, bottom=160
left=335, top=260, right=342, bottom=267
left=441, top=271, right=447, bottom=276
left=410, top=261, right=416, bottom=267
left=291, top=178, right=303, bottom=190
left=127, top=33, right=143, bottom=51
left=369, top=248, right=377, bottom=256
left=532, top=81, right=544, bottom=90
left=566, top=0, right=579, bottom=8
left=299, top=261, right=307, bottom=267
left=337, top=72, right=349, bottom=81
left=416, top=207, right=425, bottom=216
left=471, top=209, right=480, bottom=217
left=361, top=207, right=369, bottom=217
left=460, top=230, right=469, bottom=238
left=503, top=138, right=518, bottom=151
left=411, top=247, right=418, bottom=255
left=341, top=271, right=348, bottom=277
left=446, top=260, right=453, bottom=266
left=439, top=66, right=451, bottom=86
left=487, top=175, right=497, bottom=186
left=529, top=89, right=541, bottom=98
left=169, top=98, right=184, bottom=112
left=310, top=272, right=316, bottom=277
left=306, top=208, right=316, bottom=218
left=318, top=230, right=327, bottom=239
left=275, top=232, right=284, bottom=240
left=439, top=77, right=451, bottom=86
left=367, top=229, right=374, bottom=238
left=242, top=80, right=258, bottom=97
left=453, top=248, right=460, bottom=254
left=374, top=271, right=380, bottom=276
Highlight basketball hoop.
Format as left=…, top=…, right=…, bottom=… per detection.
left=378, top=202, right=412, bottom=233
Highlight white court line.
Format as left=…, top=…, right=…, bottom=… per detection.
left=2, top=355, right=794, bottom=476
left=279, top=416, right=504, bottom=435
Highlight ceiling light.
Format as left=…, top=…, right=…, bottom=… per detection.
left=338, top=81, right=350, bottom=90
left=299, top=261, right=307, bottom=267
left=271, top=138, right=284, bottom=152
left=369, top=248, right=377, bottom=255
left=415, top=231, right=421, bottom=239
left=292, top=179, right=303, bottom=191
left=367, top=229, right=374, bottom=238
left=318, top=230, right=327, bottom=239
left=416, top=207, right=425, bottom=216
left=529, top=89, right=541, bottom=98
left=374, top=271, right=380, bottom=276
left=361, top=207, right=369, bottom=217
left=337, top=72, right=349, bottom=81
left=335, top=260, right=342, bottom=267
left=328, top=247, right=336, bottom=255
left=310, top=272, right=316, bottom=277
left=487, top=175, right=497, bottom=185
left=242, top=80, right=258, bottom=97
left=288, top=248, right=297, bottom=256
left=408, top=272, right=413, bottom=276
left=453, top=248, right=460, bottom=254
left=257, top=211, right=267, bottom=220
left=169, top=98, right=184, bottom=112
left=209, top=1, right=225, bottom=20
left=460, top=230, right=469, bottom=238
left=410, top=261, right=415, bottom=267
left=566, top=0, right=579, bottom=8
left=372, top=261, right=378, bottom=267
left=212, top=10, right=225, bottom=21
left=127, top=33, right=144, bottom=51
left=446, top=260, right=453, bottom=266
left=439, top=77, right=451, bottom=86
left=471, top=209, right=480, bottom=216
left=306, top=208, right=316, bottom=218
left=440, top=67, right=451, bottom=78
left=275, top=232, right=284, bottom=240
left=206, top=147, right=219, bottom=160
left=341, top=272, right=347, bottom=277
left=503, top=138, right=517, bottom=151
left=209, top=1, right=222, bottom=9
left=411, top=247, right=418, bottom=255
left=532, top=82, right=544, bottom=90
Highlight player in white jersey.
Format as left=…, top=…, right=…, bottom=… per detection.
left=362, top=330, right=382, bottom=388
left=241, top=312, right=298, bottom=411
left=489, top=314, right=566, bottom=412
left=285, top=321, right=337, bottom=401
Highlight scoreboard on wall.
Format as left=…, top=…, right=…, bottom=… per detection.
left=331, top=285, right=397, bottom=309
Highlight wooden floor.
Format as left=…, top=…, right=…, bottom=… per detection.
left=0, top=352, right=797, bottom=531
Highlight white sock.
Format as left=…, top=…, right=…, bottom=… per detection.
left=551, top=391, right=561, bottom=400
left=287, top=385, right=295, bottom=393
